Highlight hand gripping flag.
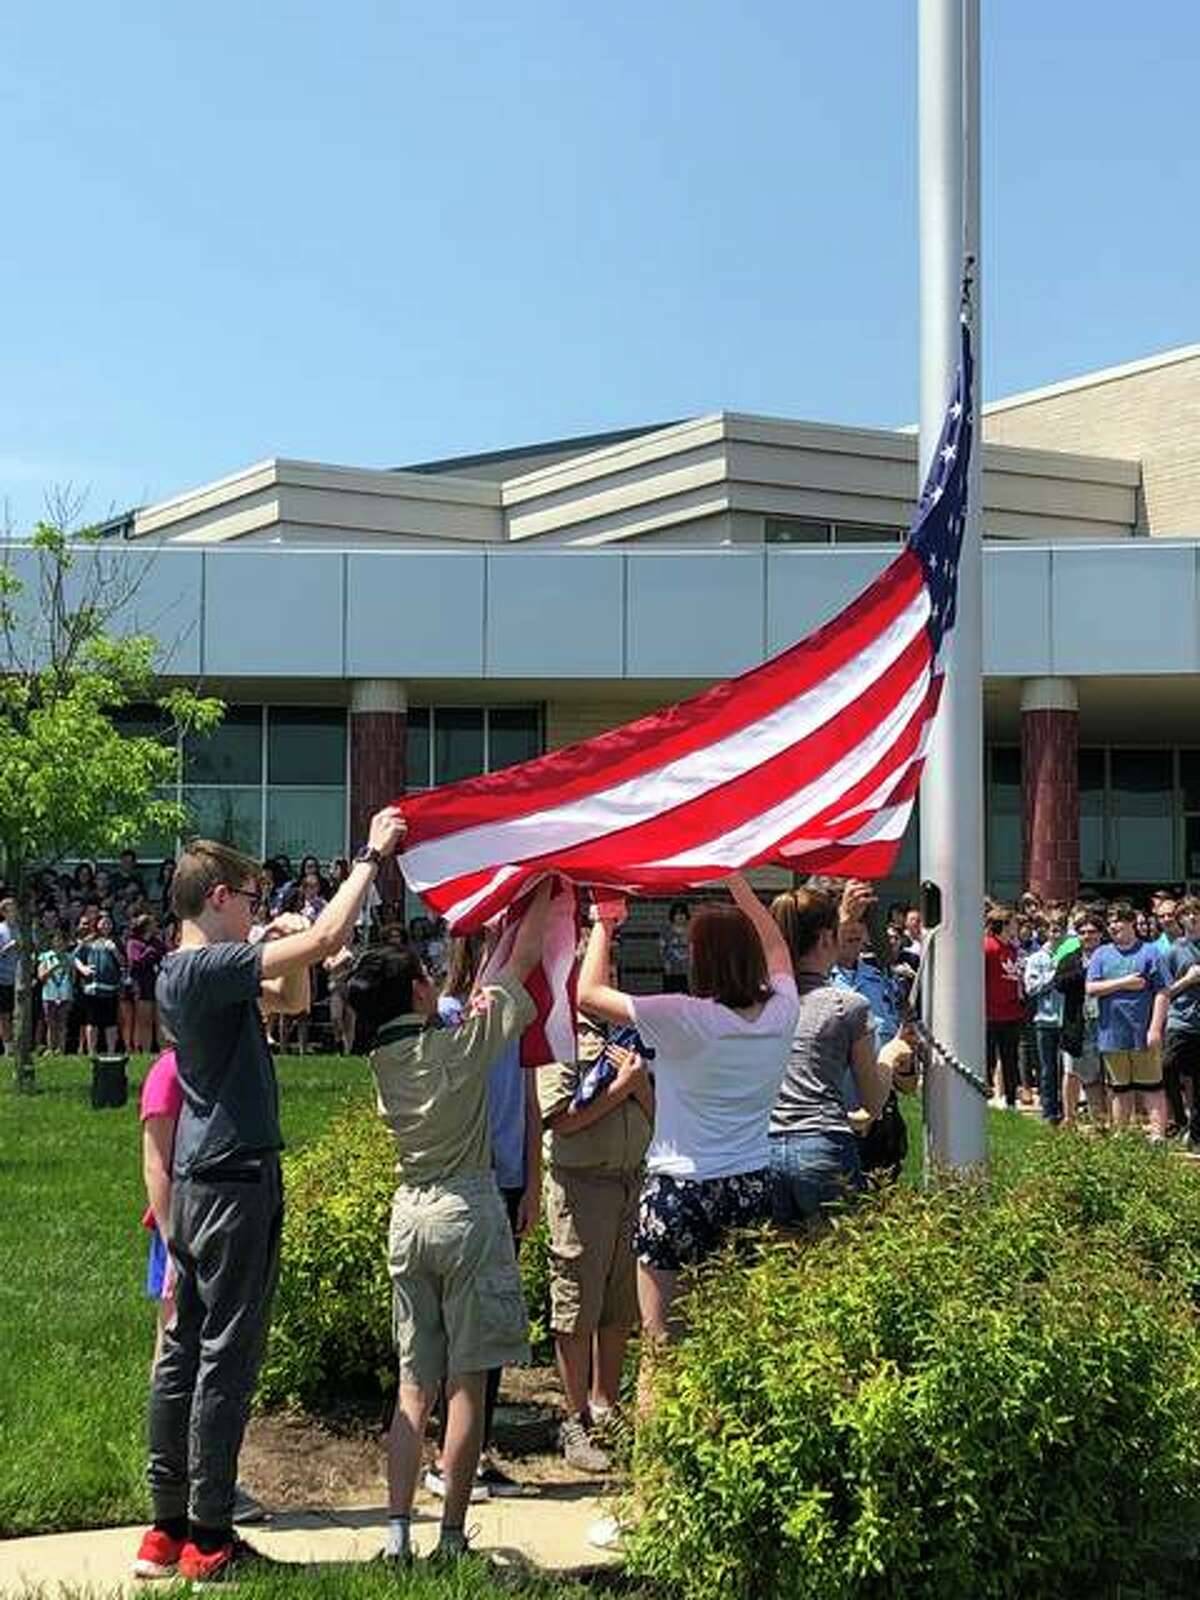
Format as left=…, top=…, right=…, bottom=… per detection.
left=399, top=319, right=973, bottom=952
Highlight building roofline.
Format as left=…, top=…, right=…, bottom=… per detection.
left=397, top=421, right=685, bottom=477
left=986, top=342, right=1200, bottom=416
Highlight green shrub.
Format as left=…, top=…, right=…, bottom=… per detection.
left=627, top=1135, right=1200, bottom=1600
left=260, top=1100, right=553, bottom=1411
left=518, top=1215, right=554, bottom=1367
left=259, top=1101, right=397, bottom=1409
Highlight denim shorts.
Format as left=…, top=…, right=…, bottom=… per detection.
left=769, top=1130, right=864, bottom=1227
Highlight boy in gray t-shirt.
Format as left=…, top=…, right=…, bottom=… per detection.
left=137, top=810, right=404, bottom=1587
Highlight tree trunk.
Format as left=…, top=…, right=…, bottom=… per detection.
left=11, top=873, right=36, bottom=1093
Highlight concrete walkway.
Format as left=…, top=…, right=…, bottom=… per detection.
left=0, top=1493, right=621, bottom=1595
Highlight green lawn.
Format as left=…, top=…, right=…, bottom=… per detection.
left=900, top=1087, right=1049, bottom=1184
left=0, top=1053, right=369, bottom=1538
left=0, top=1056, right=1045, bottom=1541
left=4, top=1562, right=644, bottom=1600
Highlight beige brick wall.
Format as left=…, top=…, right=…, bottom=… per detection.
left=983, top=353, right=1200, bottom=535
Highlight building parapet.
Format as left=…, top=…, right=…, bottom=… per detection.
left=3, top=539, right=1195, bottom=684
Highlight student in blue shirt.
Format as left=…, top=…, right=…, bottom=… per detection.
left=1085, top=903, right=1167, bottom=1138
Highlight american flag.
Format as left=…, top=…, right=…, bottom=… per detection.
left=400, top=321, right=973, bottom=936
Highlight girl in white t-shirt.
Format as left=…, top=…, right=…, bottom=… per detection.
left=577, top=875, right=799, bottom=1366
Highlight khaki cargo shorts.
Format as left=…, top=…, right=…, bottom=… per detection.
left=546, top=1167, right=640, bottom=1336
left=1102, top=1047, right=1163, bottom=1095
left=1063, top=1048, right=1105, bottom=1088
left=388, top=1172, right=529, bottom=1390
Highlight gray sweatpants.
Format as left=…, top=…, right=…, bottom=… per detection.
left=147, top=1160, right=283, bottom=1528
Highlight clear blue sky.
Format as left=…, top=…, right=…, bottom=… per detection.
left=2, top=1, right=1196, bottom=531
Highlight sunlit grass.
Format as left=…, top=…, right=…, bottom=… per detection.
left=0, top=1053, right=367, bottom=1537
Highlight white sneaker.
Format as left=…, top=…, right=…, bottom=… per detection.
left=586, top=1514, right=625, bottom=1550
left=423, top=1466, right=489, bottom=1503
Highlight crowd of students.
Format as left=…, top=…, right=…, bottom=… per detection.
left=0, top=849, right=455, bottom=1062
left=131, top=815, right=924, bottom=1580
left=983, top=887, right=1200, bottom=1144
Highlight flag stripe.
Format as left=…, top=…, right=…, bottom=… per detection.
left=400, top=550, right=925, bottom=849
left=428, top=663, right=939, bottom=928
left=403, top=560, right=930, bottom=894
left=416, top=624, right=930, bottom=902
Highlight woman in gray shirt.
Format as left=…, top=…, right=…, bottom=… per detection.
left=768, top=888, right=892, bottom=1228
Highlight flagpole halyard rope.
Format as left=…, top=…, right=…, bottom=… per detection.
left=908, top=924, right=991, bottom=1100
left=911, top=1016, right=990, bottom=1099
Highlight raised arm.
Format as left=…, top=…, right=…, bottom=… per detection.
left=577, top=908, right=635, bottom=1026
left=1167, top=961, right=1200, bottom=1000
left=506, top=880, right=554, bottom=983
left=726, top=872, right=794, bottom=981
left=259, top=808, right=405, bottom=982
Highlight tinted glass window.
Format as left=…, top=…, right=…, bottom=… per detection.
left=764, top=517, right=830, bottom=544
left=988, top=746, right=1023, bottom=888
left=1110, top=749, right=1174, bottom=882
left=113, top=704, right=175, bottom=747
left=268, top=708, right=346, bottom=785
left=184, top=707, right=263, bottom=784
left=1079, top=748, right=1106, bottom=878
left=266, top=788, right=347, bottom=864
left=182, top=786, right=262, bottom=855
left=489, top=707, right=541, bottom=772
left=435, top=709, right=485, bottom=785
left=1182, top=752, right=1200, bottom=813
left=406, top=707, right=432, bottom=789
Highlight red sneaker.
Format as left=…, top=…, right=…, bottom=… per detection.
left=133, top=1526, right=185, bottom=1580
left=178, top=1535, right=275, bottom=1585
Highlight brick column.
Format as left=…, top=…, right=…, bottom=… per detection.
left=1020, top=677, right=1079, bottom=904
left=349, top=680, right=407, bottom=898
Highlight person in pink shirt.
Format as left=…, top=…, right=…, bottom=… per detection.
left=140, top=1046, right=184, bottom=1364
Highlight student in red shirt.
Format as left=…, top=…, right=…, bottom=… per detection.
left=984, top=906, right=1025, bottom=1109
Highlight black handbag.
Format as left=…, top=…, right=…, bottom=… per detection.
left=859, top=1088, right=908, bottom=1177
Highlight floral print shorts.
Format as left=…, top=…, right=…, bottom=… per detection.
left=634, top=1168, right=772, bottom=1272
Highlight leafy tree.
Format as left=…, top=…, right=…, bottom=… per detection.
left=0, top=518, right=222, bottom=1090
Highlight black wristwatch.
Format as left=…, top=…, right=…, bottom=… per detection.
left=354, top=845, right=383, bottom=869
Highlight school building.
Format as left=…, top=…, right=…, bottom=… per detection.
left=45, top=339, right=1200, bottom=918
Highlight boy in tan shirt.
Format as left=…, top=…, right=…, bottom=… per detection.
left=345, top=883, right=550, bottom=1562
left=538, top=1014, right=653, bottom=1471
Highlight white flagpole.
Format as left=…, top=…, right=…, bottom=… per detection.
left=919, top=0, right=987, bottom=1170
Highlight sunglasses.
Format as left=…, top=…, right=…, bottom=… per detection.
left=214, top=886, right=263, bottom=914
